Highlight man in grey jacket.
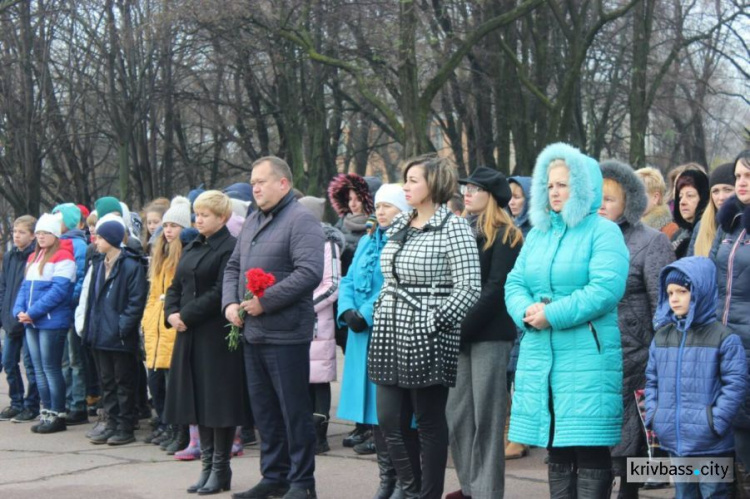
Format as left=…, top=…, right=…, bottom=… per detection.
left=223, top=156, right=324, bottom=499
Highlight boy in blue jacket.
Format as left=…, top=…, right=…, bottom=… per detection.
left=0, top=216, right=40, bottom=423
left=646, top=256, right=746, bottom=498
left=78, top=218, right=147, bottom=446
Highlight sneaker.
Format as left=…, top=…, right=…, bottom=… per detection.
left=90, top=427, right=117, bottom=444
left=65, top=410, right=89, bottom=426
left=0, top=406, right=22, bottom=421
left=231, top=481, right=291, bottom=499
left=282, top=486, right=317, bottom=499
left=36, top=412, right=67, bottom=434
left=342, top=426, right=371, bottom=447
left=107, top=431, right=135, bottom=446
left=143, top=426, right=165, bottom=443
left=353, top=438, right=376, bottom=455
left=86, top=409, right=110, bottom=439
left=30, top=410, right=49, bottom=433
left=11, top=408, right=39, bottom=423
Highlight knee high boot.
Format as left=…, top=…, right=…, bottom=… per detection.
left=577, top=468, right=614, bottom=499
left=197, top=426, right=234, bottom=495
left=548, top=463, right=576, bottom=499
left=384, top=426, right=421, bottom=499
left=373, top=426, right=397, bottom=499
left=187, top=425, right=214, bottom=493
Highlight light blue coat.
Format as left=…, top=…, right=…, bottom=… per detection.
left=505, top=143, right=629, bottom=448
left=336, top=228, right=386, bottom=425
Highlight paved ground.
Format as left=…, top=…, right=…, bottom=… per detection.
left=0, top=351, right=674, bottom=498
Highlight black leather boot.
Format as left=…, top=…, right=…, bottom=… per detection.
left=166, top=425, right=190, bottom=455
left=197, top=426, right=234, bottom=495
left=548, top=462, right=576, bottom=499
left=313, top=413, right=330, bottom=455
left=382, top=427, right=421, bottom=499
left=187, top=426, right=214, bottom=493
left=373, top=426, right=396, bottom=499
left=577, top=468, right=613, bottom=499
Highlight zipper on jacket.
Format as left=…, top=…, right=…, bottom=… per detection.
left=722, top=229, right=747, bottom=325
left=675, top=330, right=687, bottom=454
left=588, top=322, right=601, bottom=353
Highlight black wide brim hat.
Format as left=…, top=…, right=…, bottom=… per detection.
left=458, top=166, right=512, bottom=208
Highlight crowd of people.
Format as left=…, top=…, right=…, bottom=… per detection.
left=0, top=146, right=749, bottom=499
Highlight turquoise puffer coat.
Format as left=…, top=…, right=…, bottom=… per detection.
left=505, top=143, right=630, bottom=448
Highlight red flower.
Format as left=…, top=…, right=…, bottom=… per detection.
left=245, top=268, right=276, bottom=298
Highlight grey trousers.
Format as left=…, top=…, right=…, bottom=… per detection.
left=446, top=340, right=512, bottom=499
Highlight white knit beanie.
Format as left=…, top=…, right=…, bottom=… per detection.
left=162, top=196, right=192, bottom=228
left=95, top=213, right=127, bottom=233
left=35, top=213, right=63, bottom=238
left=374, top=184, right=410, bottom=214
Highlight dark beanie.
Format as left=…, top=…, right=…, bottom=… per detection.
left=665, top=268, right=691, bottom=290
left=97, top=220, right=125, bottom=248
left=709, top=163, right=736, bottom=188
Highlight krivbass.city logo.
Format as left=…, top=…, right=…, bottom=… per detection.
left=627, top=458, right=734, bottom=483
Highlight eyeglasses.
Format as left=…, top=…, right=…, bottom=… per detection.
left=460, top=184, right=484, bottom=195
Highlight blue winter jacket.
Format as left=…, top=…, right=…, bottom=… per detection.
left=13, top=239, right=77, bottom=331
left=60, top=228, right=88, bottom=304
left=81, top=248, right=148, bottom=354
left=646, top=256, right=747, bottom=456
left=505, top=143, right=629, bottom=448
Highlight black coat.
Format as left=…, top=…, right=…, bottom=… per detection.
left=81, top=248, right=148, bottom=353
left=460, top=226, right=521, bottom=344
left=0, top=243, right=35, bottom=338
left=163, top=225, right=249, bottom=427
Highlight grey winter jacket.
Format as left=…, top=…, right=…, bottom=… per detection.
left=711, top=196, right=750, bottom=428
left=222, top=191, right=325, bottom=345
left=600, top=159, right=676, bottom=459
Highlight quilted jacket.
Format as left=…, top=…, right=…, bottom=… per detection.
left=646, top=257, right=747, bottom=456
left=505, top=143, right=629, bottom=448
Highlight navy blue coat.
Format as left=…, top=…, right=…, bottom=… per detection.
left=81, top=248, right=147, bottom=354
left=646, top=257, right=747, bottom=456
left=0, top=243, right=35, bottom=338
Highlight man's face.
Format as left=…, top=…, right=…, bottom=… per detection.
left=251, top=162, right=287, bottom=211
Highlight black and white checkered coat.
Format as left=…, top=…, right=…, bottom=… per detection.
left=368, top=205, right=481, bottom=388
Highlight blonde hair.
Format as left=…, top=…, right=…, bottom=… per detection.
left=635, top=167, right=666, bottom=204
left=693, top=201, right=718, bottom=257
left=141, top=201, right=168, bottom=242
left=86, top=212, right=99, bottom=227
left=193, top=190, right=232, bottom=219
left=14, top=215, right=37, bottom=234
left=149, top=229, right=183, bottom=281
left=476, top=195, right=523, bottom=251
left=402, top=154, right=457, bottom=205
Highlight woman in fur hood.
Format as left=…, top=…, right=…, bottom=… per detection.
left=599, top=160, right=675, bottom=498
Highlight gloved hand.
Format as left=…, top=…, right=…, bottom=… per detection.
left=342, top=309, right=368, bottom=333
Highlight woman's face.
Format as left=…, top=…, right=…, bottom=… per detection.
left=403, top=165, right=431, bottom=207
left=462, top=184, right=489, bottom=214
left=348, top=190, right=364, bottom=216
left=710, top=184, right=735, bottom=211
left=678, top=186, right=700, bottom=223
left=508, top=183, right=525, bottom=217
left=547, top=164, right=570, bottom=213
left=598, top=184, right=626, bottom=222
left=375, top=202, right=401, bottom=228
left=162, top=222, right=183, bottom=243
left=146, top=211, right=163, bottom=236
left=736, top=160, right=750, bottom=205
left=194, top=209, right=226, bottom=237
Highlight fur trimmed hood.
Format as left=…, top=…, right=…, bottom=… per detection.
left=529, top=142, right=602, bottom=231
left=600, top=159, right=648, bottom=226
left=718, top=196, right=750, bottom=233
left=327, top=173, right=381, bottom=217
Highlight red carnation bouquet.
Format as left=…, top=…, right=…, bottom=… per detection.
left=226, top=268, right=276, bottom=351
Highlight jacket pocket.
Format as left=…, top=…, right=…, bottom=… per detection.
left=706, top=406, right=720, bottom=437
left=588, top=321, right=601, bottom=353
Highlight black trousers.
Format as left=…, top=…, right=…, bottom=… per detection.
left=308, top=383, right=331, bottom=419
left=377, top=384, right=449, bottom=499
left=93, top=349, right=137, bottom=432
left=148, top=368, right=168, bottom=425
left=548, top=446, right=612, bottom=470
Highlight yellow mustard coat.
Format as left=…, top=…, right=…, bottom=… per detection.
left=142, top=264, right=177, bottom=369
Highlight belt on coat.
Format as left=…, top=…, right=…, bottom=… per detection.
left=381, top=282, right=452, bottom=311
